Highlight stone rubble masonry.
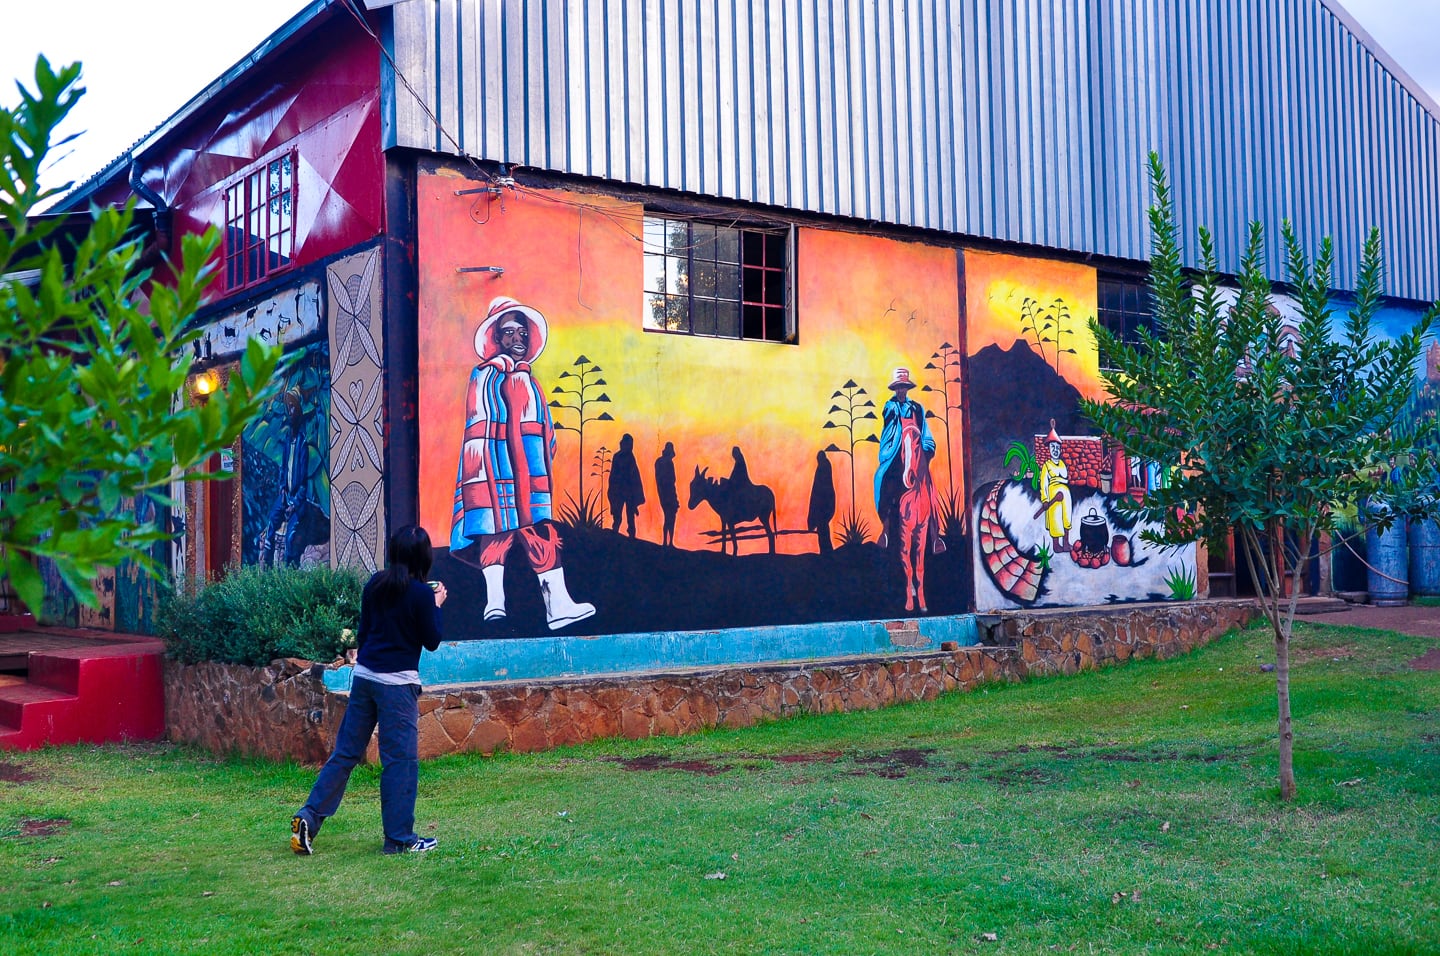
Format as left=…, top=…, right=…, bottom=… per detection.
left=162, top=600, right=1259, bottom=764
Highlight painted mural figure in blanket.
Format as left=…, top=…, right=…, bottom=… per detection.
left=451, top=297, right=595, bottom=630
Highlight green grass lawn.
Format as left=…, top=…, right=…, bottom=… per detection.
left=3, top=619, right=1438, bottom=955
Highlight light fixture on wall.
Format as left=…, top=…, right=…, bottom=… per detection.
left=192, top=369, right=220, bottom=398
left=456, top=266, right=505, bottom=276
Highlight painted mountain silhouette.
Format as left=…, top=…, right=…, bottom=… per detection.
left=967, top=340, right=1094, bottom=489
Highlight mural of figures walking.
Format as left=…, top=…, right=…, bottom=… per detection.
left=807, top=450, right=836, bottom=553
left=608, top=433, right=644, bottom=536
left=450, top=297, right=596, bottom=630
left=655, top=441, right=679, bottom=547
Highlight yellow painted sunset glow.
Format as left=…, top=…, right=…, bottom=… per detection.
left=964, top=250, right=1103, bottom=400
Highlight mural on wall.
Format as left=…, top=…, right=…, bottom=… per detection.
left=1206, top=287, right=1434, bottom=595
left=965, top=251, right=1197, bottom=610
left=327, top=248, right=386, bottom=573
left=241, top=344, right=331, bottom=569
left=416, top=171, right=971, bottom=640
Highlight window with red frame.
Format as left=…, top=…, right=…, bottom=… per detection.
left=223, top=152, right=296, bottom=291
left=642, top=215, right=794, bottom=343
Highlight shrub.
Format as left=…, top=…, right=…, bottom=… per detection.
left=157, top=565, right=366, bottom=666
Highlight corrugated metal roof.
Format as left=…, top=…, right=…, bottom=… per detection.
left=386, top=0, right=1440, bottom=301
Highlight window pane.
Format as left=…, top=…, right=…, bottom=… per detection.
left=762, top=306, right=786, bottom=342
left=692, top=258, right=718, bottom=298
left=742, top=230, right=763, bottom=263
left=665, top=219, right=688, bottom=254
left=643, top=253, right=667, bottom=294
left=743, top=303, right=766, bottom=340
left=661, top=294, right=689, bottom=332
left=645, top=292, right=668, bottom=330
left=744, top=266, right=769, bottom=305
left=693, top=298, right=717, bottom=337
left=1123, top=284, right=1140, bottom=313
left=692, top=222, right=716, bottom=260
left=643, top=217, right=668, bottom=254
left=666, top=256, right=685, bottom=296
left=718, top=261, right=740, bottom=297
left=762, top=267, right=785, bottom=306
left=716, top=227, right=740, bottom=264
left=764, top=232, right=785, bottom=266
left=716, top=299, right=740, bottom=338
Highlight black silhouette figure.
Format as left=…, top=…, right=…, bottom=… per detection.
left=688, top=464, right=777, bottom=555
left=655, top=441, right=679, bottom=547
left=807, top=450, right=836, bottom=553
left=729, top=445, right=752, bottom=488
left=608, top=433, right=645, bottom=537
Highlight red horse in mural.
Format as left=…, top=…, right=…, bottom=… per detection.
left=898, top=420, right=935, bottom=613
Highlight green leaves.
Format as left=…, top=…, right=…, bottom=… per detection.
left=1, top=57, right=284, bottom=615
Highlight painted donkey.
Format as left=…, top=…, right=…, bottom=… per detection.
left=687, top=466, right=777, bottom=555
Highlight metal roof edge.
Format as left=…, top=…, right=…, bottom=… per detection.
left=1320, top=0, right=1440, bottom=123
left=52, top=0, right=338, bottom=211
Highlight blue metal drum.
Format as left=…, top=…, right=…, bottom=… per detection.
left=1408, top=519, right=1440, bottom=597
left=1367, top=509, right=1409, bottom=606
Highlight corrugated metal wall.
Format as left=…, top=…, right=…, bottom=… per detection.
left=387, top=0, right=1440, bottom=301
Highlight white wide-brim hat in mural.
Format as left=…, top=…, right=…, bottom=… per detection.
left=474, top=296, right=548, bottom=362
left=888, top=367, right=915, bottom=390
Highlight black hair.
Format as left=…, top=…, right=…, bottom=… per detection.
left=366, top=525, right=434, bottom=603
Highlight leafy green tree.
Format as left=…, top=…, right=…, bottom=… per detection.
left=1, top=57, right=283, bottom=615
left=1082, top=153, right=1440, bottom=801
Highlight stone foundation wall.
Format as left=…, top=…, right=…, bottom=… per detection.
left=164, top=658, right=345, bottom=763
left=163, top=600, right=1259, bottom=763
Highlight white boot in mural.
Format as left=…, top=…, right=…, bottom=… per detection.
left=482, top=565, right=507, bottom=621
left=538, top=567, right=595, bottom=630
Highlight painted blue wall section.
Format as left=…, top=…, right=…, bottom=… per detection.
left=323, top=614, right=980, bottom=691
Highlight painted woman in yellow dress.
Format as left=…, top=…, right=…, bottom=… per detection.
left=1036, top=420, right=1072, bottom=551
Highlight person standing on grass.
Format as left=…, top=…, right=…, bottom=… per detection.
left=290, top=525, right=447, bottom=855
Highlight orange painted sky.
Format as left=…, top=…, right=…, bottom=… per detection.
left=416, top=170, right=963, bottom=553
left=963, top=249, right=1104, bottom=400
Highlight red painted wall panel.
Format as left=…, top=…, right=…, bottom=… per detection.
left=95, top=18, right=384, bottom=277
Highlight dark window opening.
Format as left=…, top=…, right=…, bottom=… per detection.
left=643, top=215, right=793, bottom=343
left=223, top=151, right=296, bottom=292
left=1097, top=276, right=1155, bottom=368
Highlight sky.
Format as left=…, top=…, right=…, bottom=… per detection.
left=2, top=0, right=1438, bottom=201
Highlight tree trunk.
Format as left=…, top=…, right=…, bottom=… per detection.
left=1276, top=624, right=1295, bottom=800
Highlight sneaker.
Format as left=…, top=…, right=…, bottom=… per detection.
left=383, top=836, right=437, bottom=855
left=290, top=814, right=313, bottom=855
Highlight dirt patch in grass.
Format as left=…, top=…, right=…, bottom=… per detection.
left=1408, top=648, right=1440, bottom=671
left=0, top=761, right=41, bottom=783
left=609, top=755, right=732, bottom=775
left=609, top=751, right=849, bottom=775
left=985, top=744, right=1068, bottom=757
left=985, top=767, right=1055, bottom=787
left=8, top=818, right=70, bottom=838
left=848, top=748, right=938, bottom=779
left=770, top=751, right=843, bottom=764
left=1293, top=644, right=1357, bottom=663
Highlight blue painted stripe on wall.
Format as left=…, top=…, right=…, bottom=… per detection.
left=323, top=614, right=980, bottom=691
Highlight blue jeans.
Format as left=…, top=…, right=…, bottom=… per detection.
left=299, top=676, right=421, bottom=848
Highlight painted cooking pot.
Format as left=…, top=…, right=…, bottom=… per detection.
left=1079, top=508, right=1109, bottom=552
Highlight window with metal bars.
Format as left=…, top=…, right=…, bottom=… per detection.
left=223, top=151, right=296, bottom=291
left=642, top=215, right=794, bottom=343
left=1097, top=276, right=1154, bottom=368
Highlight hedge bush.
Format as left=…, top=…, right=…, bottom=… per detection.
left=158, top=564, right=366, bottom=666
